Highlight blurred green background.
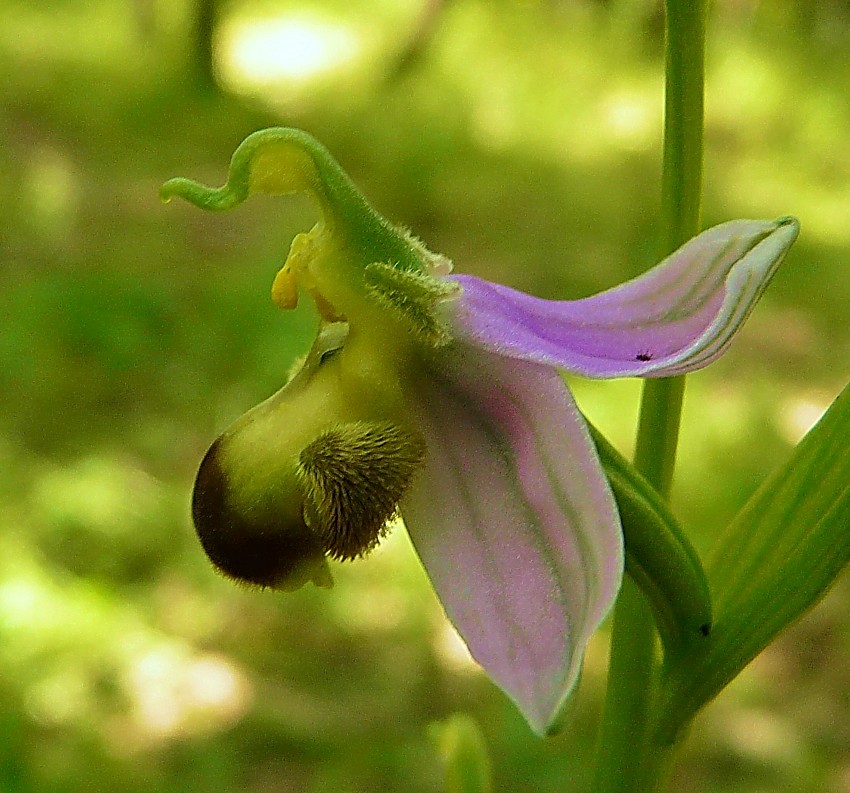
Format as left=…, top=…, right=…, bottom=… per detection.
left=1, top=0, right=849, bottom=791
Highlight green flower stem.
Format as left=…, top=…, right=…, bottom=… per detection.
left=660, top=0, right=706, bottom=255
left=633, top=378, right=686, bottom=498
left=591, top=2, right=706, bottom=791
left=590, top=578, right=659, bottom=791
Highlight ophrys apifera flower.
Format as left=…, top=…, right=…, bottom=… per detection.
left=162, top=128, right=798, bottom=734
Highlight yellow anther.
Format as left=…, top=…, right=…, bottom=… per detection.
left=274, top=228, right=347, bottom=321
left=272, top=232, right=315, bottom=311
left=271, top=265, right=299, bottom=310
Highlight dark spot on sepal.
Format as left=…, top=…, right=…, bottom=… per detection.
left=635, top=351, right=653, bottom=362
left=191, top=438, right=331, bottom=590
left=699, top=623, right=711, bottom=637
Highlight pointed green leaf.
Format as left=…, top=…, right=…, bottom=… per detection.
left=659, top=381, right=850, bottom=739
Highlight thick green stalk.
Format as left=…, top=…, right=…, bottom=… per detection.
left=591, top=578, right=659, bottom=791
left=591, top=2, right=706, bottom=791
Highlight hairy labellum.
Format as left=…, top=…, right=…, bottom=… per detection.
left=300, top=422, right=427, bottom=560
left=191, top=415, right=426, bottom=590
left=192, top=438, right=330, bottom=590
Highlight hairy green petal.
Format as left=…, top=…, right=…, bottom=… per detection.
left=364, top=262, right=461, bottom=347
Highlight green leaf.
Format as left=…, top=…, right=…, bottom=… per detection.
left=430, top=714, right=493, bottom=793
left=658, top=381, right=850, bottom=740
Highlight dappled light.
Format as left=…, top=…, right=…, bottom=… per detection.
left=1, top=0, right=849, bottom=790
left=775, top=391, right=835, bottom=446
left=125, top=647, right=252, bottom=742
left=220, top=13, right=362, bottom=90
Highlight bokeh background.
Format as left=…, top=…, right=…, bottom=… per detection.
left=1, top=0, right=849, bottom=791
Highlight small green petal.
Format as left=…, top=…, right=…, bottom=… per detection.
left=364, top=262, right=461, bottom=347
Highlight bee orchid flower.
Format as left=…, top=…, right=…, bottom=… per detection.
left=162, top=128, right=799, bottom=735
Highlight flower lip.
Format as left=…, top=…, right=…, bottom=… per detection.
left=192, top=437, right=332, bottom=591
left=191, top=320, right=426, bottom=591
left=299, top=421, right=427, bottom=561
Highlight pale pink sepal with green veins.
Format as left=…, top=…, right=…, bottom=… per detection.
left=402, top=344, right=622, bottom=734
left=450, top=217, right=799, bottom=379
